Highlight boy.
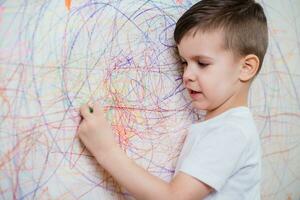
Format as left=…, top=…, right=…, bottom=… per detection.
left=77, top=0, right=268, bottom=199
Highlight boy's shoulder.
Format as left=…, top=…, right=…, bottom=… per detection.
left=176, top=107, right=261, bottom=194
left=189, top=107, right=259, bottom=142
left=192, top=107, right=255, bottom=128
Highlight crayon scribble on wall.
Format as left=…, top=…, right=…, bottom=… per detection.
left=0, top=0, right=299, bottom=199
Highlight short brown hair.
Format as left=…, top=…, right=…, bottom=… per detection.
left=174, top=0, right=268, bottom=75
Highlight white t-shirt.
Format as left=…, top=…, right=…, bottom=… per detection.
left=175, top=106, right=261, bottom=200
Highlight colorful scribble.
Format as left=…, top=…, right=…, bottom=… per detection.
left=0, top=0, right=299, bottom=199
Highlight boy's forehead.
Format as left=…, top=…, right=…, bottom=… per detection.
left=186, top=27, right=225, bottom=40
left=176, top=28, right=227, bottom=58
left=176, top=46, right=214, bottom=61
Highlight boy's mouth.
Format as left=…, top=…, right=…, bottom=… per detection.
left=191, top=90, right=201, bottom=94
left=188, top=89, right=203, bottom=99
left=189, top=89, right=202, bottom=94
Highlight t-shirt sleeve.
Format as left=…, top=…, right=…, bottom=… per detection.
left=178, top=123, right=248, bottom=191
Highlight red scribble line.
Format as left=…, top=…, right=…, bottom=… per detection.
left=65, top=0, right=71, bottom=11
left=263, top=143, right=299, bottom=158
left=0, top=131, right=33, bottom=169
left=257, top=112, right=300, bottom=119
left=1, top=104, right=185, bottom=122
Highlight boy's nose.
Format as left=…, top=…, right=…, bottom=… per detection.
left=183, top=65, right=196, bottom=83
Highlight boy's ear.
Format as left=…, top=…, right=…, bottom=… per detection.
left=239, top=54, right=260, bottom=82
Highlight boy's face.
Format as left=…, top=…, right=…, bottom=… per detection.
left=177, top=29, right=243, bottom=113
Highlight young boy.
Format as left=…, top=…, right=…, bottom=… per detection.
left=77, top=0, right=268, bottom=199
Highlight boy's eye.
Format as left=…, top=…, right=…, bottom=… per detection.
left=198, top=62, right=209, bottom=68
left=180, top=61, right=187, bottom=66
left=179, top=60, right=209, bottom=69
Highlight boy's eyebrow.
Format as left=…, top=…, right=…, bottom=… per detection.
left=179, top=54, right=214, bottom=61
left=175, top=47, right=214, bottom=61
left=193, top=55, right=214, bottom=60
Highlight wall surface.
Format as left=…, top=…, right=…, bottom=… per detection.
left=0, top=0, right=299, bottom=199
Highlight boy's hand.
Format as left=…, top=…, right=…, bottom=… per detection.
left=77, top=102, right=119, bottom=163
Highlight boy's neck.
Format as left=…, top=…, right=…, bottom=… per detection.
left=204, top=102, right=248, bottom=121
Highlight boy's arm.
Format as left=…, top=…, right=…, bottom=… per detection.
left=96, top=145, right=212, bottom=200
left=77, top=103, right=213, bottom=200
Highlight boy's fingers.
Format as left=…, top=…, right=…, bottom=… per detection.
left=80, top=104, right=92, bottom=119
left=93, top=102, right=104, bottom=115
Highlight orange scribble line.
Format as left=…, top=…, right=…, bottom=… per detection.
left=65, top=0, right=71, bottom=11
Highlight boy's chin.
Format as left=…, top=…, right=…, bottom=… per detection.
left=191, top=101, right=209, bottom=111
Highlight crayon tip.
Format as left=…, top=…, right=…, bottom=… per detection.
left=65, top=0, right=71, bottom=11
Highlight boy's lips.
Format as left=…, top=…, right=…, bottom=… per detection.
left=188, top=89, right=203, bottom=99
left=188, top=88, right=202, bottom=93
